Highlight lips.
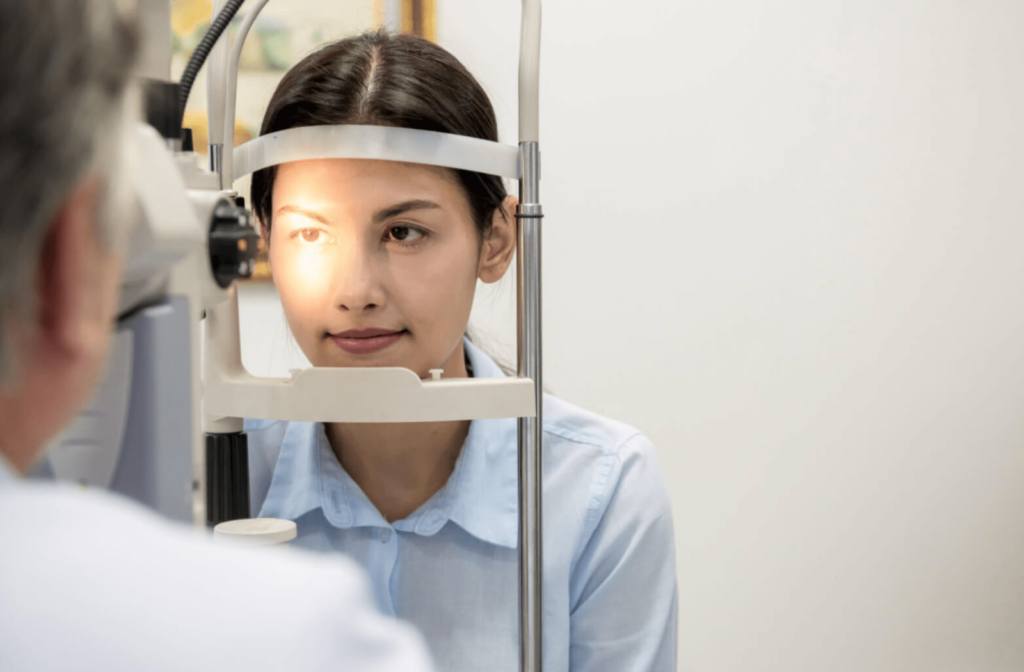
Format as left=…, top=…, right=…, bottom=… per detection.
left=333, top=328, right=404, bottom=339
left=328, top=328, right=407, bottom=355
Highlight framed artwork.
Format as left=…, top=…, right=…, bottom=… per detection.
left=170, top=0, right=438, bottom=281
left=390, top=0, right=435, bottom=42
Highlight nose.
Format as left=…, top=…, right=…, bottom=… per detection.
left=330, top=239, right=388, bottom=313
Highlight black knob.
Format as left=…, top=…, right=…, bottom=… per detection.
left=142, top=79, right=182, bottom=141
left=208, top=201, right=260, bottom=288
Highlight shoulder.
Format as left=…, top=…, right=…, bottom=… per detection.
left=0, top=480, right=366, bottom=598
left=542, top=393, right=647, bottom=455
left=540, top=404, right=678, bottom=666
left=542, top=395, right=664, bottom=489
left=537, top=397, right=676, bottom=615
left=540, top=394, right=671, bottom=540
left=0, top=482, right=431, bottom=671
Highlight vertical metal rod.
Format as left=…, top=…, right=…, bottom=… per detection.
left=209, top=144, right=224, bottom=189
left=517, top=141, right=543, bottom=672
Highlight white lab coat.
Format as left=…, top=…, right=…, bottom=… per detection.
left=0, top=460, right=434, bottom=672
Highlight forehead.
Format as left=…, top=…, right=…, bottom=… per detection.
left=273, top=158, right=463, bottom=205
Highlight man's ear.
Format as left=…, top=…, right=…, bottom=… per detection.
left=478, top=195, right=519, bottom=284
left=37, top=176, right=102, bottom=355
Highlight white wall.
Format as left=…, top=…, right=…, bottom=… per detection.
left=436, top=1, right=1024, bottom=670
left=238, top=1, right=1024, bottom=669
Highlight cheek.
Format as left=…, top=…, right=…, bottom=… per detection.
left=271, top=244, right=332, bottom=289
left=391, top=235, right=479, bottom=329
left=268, top=235, right=332, bottom=336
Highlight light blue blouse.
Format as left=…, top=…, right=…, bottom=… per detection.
left=245, top=340, right=678, bottom=672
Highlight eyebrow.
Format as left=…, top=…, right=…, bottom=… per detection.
left=275, top=199, right=442, bottom=226
left=371, top=199, right=442, bottom=224
left=275, top=205, right=329, bottom=225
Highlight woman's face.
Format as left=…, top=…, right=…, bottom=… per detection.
left=267, top=159, right=514, bottom=378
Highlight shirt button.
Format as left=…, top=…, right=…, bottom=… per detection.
left=379, top=528, right=392, bottom=543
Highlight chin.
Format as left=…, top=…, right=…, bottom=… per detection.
left=313, top=350, right=408, bottom=370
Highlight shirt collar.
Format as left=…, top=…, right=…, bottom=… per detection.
left=259, top=339, right=519, bottom=549
left=258, top=421, right=325, bottom=522
left=445, top=339, right=518, bottom=548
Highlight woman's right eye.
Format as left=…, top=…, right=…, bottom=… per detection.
left=299, top=228, right=321, bottom=243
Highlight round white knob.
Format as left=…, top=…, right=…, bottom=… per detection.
left=214, top=518, right=297, bottom=547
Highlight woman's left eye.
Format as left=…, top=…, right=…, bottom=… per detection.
left=386, top=225, right=425, bottom=244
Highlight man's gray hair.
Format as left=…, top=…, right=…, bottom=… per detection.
left=0, top=0, right=139, bottom=381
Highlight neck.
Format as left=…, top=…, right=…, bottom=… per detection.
left=0, top=379, right=56, bottom=475
left=0, top=342, right=70, bottom=476
left=324, top=340, right=472, bottom=522
left=0, top=441, right=27, bottom=475
left=325, top=420, right=469, bottom=522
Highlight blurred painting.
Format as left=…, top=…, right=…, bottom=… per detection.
left=170, top=0, right=437, bottom=281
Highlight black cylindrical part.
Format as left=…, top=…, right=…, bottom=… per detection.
left=141, top=79, right=182, bottom=141
left=205, top=432, right=251, bottom=526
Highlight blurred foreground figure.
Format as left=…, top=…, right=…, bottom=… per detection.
left=0, top=2, right=432, bottom=670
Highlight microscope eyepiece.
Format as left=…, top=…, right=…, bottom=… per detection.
left=208, top=201, right=259, bottom=288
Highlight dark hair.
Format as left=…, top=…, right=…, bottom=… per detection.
left=251, top=30, right=507, bottom=237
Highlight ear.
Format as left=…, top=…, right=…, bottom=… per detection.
left=478, top=195, right=519, bottom=284
left=260, top=212, right=271, bottom=246
left=37, top=176, right=103, bottom=355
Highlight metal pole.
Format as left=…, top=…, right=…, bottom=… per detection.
left=209, top=143, right=224, bottom=187
left=517, top=141, right=543, bottom=672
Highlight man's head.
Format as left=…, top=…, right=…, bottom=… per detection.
left=0, top=0, right=139, bottom=472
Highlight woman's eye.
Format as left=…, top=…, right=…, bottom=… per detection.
left=386, top=225, right=425, bottom=244
left=299, top=228, right=321, bottom=243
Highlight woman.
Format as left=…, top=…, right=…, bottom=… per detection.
left=245, top=31, right=677, bottom=672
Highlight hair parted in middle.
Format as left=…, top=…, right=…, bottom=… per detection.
left=251, top=30, right=508, bottom=240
